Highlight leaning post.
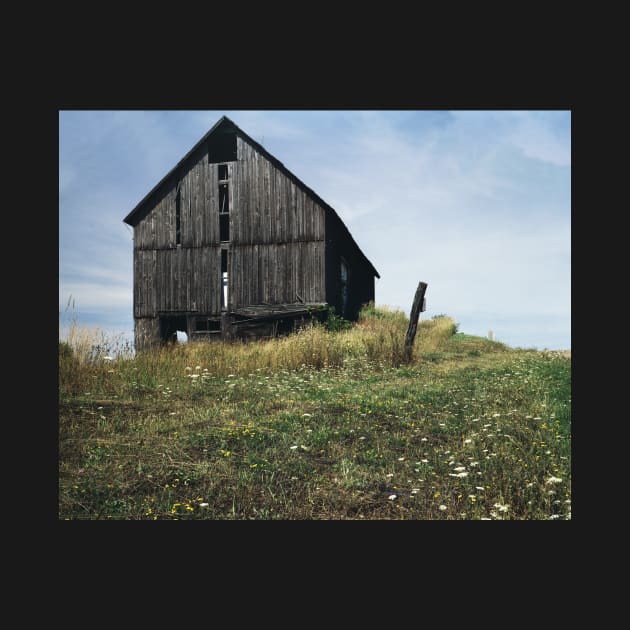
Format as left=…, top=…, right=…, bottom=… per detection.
left=404, top=281, right=428, bottom=363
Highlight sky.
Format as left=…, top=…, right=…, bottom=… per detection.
left=59, top=110, right=571, bottom=350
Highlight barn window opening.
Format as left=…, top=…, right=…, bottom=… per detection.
left=220, top=214, right=230, bottom=242
left=340, top=258, right=349, bottom=318
left=218, top=164, right=228, bottom=181
left=207, top=131, right=237, bottom=164
left=221, top=249, right=229, bottom=310
left=219, top=183, right=229, bottom=214
left=219, top=181, right=230, bottom=241
left=175, top=185, right=181, bottom=245
left=196, top=318, right=221, bottom=332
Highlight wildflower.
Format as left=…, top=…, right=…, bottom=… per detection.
left=420, top=459, right=428, bottom=464
left=470, top=461, right=479, bottom=467
left=475, top=486, right=485, bottom=491
left=290, top=445, right=298, bottom=450
left=411, top=489, right=420, bottom=495
left=480, top=517, right=491, bottom=520
left=421, top=437, right=428, bottom=442
left=464, top=439, right=472, bottom=445
left=388, top=494, right=397, bottom=500
left=454, top=466, right=466, bottom=472
left=549, top=514, right=561, bottom=520
left=185, top=367, right=192, bottom=371
left=492, top=413, right=500, bottom=417
left=190, top=374, right=199, bottom=379
left=397, top=457, right=405, bottom=461
left=385, top=473, right=394, bottom=478
left=493, top=503, right=509, bottom=512
left=199, top=503, right=209, bottom=508
left=103, top=356, right=113, bottom=361
left=526, top=482, right=534, bottom=488
left=438, top=505, right=447, bottom=511
left=439, top=423, right=445, bottom=427
left=546, top=476, right=563, bottom=484
left=302, top=413, right=312, bottom=417
left=358, top=436, right=366, bottom=440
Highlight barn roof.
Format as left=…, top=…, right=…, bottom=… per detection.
left=123, top=116, right=380, bottom=278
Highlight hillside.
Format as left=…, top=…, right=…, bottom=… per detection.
left=59, top=307, right=571, bottom=520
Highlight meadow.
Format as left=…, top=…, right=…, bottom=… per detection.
left=59, top=306, right=571, bottom=520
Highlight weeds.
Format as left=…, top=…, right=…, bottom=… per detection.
left=59, top=304, right=570, bottom=520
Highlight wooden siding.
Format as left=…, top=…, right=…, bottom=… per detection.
left=132, top=135, right=328, bottom=320
left=134, top=246, right=221, bottom=317
left=234, top=137, right=325, bottom=244
left=133, top=145, right=221, bottom=250
left=230, top=241, right=325, bottom=308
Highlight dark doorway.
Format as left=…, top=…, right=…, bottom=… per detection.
left=159, top=315, right=188, bottom=344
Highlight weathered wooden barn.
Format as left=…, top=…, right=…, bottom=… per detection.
left=123, top=115, right=380, bottom=351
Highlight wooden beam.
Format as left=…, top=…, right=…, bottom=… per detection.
left=404, top=281, right=428, bottom=363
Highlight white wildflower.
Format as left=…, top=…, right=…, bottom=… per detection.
left=438, top=505, right=447, bottom=511
left=411, top=489, right=420, bottom=495
left=449, top=472, right=469, bottom=478
left=199, top=503, right=209, bottom=508
left=454, top=466, right=466, bottom=472
left=290, top=445, right=298, bottom=450
left=470, top=461, right=479, bottom=467
left=493, top=503, right=509, bottom=512
left=388, top=494, right=397, bottom=500
left=421, top=437, right=428, bottom=442
left=549, top=514, right=561, bottom=520
left=397, top=457, right=405, bottom=461
left=302, top=413, right=312, bottom=417
left=475, top=486, right=485, bottom=491
left=385, top=473, right=394, bottom=478
left=103, top=356, right=113, bottom=361
left=464, top=439, right=472, bottom=444
left=546, top=476, right=563, bottom=484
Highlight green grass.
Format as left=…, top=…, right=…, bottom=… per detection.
left=59, top=306, right=571, bottom=520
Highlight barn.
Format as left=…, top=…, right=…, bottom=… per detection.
left=123, top=115, right=380, bottom=351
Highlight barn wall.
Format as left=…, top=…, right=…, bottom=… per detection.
left=134, top=317, right=160, bottom=351
left=131, top=130, right=377, bottom=343
left=325, top=212, right=375, bottom=321
left=230, top=241, right=325, bottom=307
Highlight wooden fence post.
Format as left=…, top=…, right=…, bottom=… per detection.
left=404, top=281, right=428, bottom=363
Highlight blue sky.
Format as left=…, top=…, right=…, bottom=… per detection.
left=59, top=110, right=571, bottom=349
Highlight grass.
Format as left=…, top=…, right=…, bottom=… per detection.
left=59, top=306, right=571, bottom=520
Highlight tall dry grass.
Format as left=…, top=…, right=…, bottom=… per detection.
left=59, top=305, right=458, bottom=396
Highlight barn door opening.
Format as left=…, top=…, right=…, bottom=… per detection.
left=340, top=258, right=349, bottom=319
left=159, top=315, right=188, bottom=344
